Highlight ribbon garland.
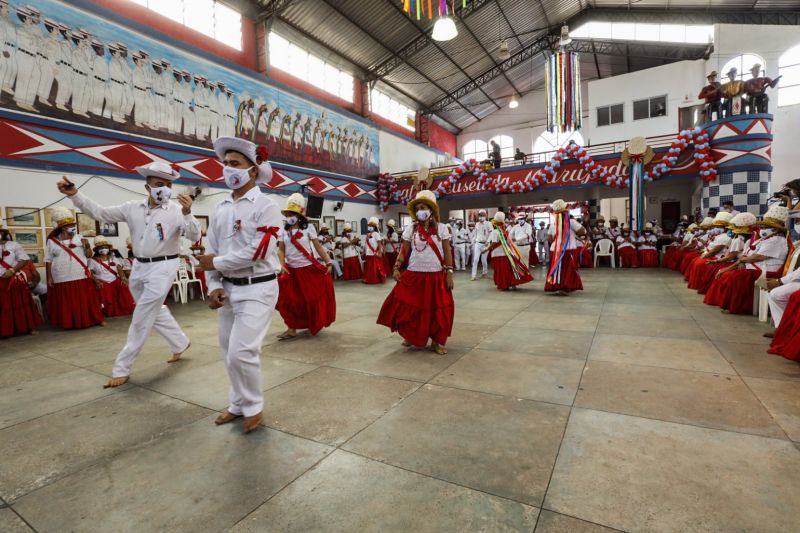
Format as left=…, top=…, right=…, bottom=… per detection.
left=546, top=51, right=582, bottom=134
left=376, top=172, right=402, bottom=212
left=433, top=159, right=490, bottom=199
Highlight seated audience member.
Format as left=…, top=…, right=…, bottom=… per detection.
left=680, top=217, right=713, bottom=277
left=767, top=289, right=800, bottom=360
left=637, top=222, right=660, bottom=267
left=662, top=216, right=689, bottom=269
left=616, top=225, right=639, bottom=268
left=667, top=221, right=695, bottom=271
left=687, top=212, right=733, bottom=291
left=704, top=212, right=756, bottom=305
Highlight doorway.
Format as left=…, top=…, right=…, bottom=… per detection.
left=661, top=201, right=681, bottom=233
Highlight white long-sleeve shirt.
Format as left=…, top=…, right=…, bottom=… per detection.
left=509, top=223, right=532, bottom=246
left=71, top=191, right=200, bottom=258
left=205, top=187, right=282, bottom=292
left=473, top=220, right=492, bottom=243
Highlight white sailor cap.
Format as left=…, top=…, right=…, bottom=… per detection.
left=213, top=136, right=273, bottom=183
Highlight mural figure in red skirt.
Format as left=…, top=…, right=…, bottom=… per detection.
left=378, top=190, right=455, bottom=355
left=545, top=199, right=586, bottom=296
left=276, top=193, right=336, bottom=340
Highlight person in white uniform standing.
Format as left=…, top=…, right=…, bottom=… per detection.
left=536, top=221, right=549, bottom=264
left=510, top=214, right=533, bottom=269
left=12, top=6, right=41, bottom=112
left=453, top=220, right=469, bottom=271
left=0, top=0, right=18, bottom=98
left=35, top=19, right=60, bottom=107
left=471, top=209, right=491, bottom=280
left=58, top=162, right=200, bottom=388
left=196, top=136, right=280, bottom=434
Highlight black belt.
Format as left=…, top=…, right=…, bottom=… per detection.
left=136, top=254, right=178, bottom=263
left=111, top=79, right=124, bottom=84
left=222, top=273, right=277, bottom=286
left=134, top=86, right=146, bottom=91
left=57, top=60, right=70, bottom=66
left=72, top=69, right=86, bottom=75
left=19, top=49, right=34, bottom=56
left=155, top=92, right=166, bottom=96
left=94, top=76, right=107, bottom=82
left=4, top=42, right=14, bottom=47
left=37, top=52, right=47, bottom=58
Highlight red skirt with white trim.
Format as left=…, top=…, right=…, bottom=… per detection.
left=491, top=256, right=533, bottom=290
left=544, top=250, right=583, bottom=292
left=49, top=278, right=104, bottom=329
left=377, top=270, right=454, bottom=347
left=720, top=268, right=780, bottom=315
left=618, top=247, right=640, bottom=268
left=687, top=258, right=712, bottom=290
left=769, top=290, right=800, bottom=361
left=363, top=255, right=386, bottom=284
left=342, top=256, right=363, bottom=280
left=98, top=279, right=135, bottom=317
left=0, top=277, right=42, bottom=337
left=277, top=264, right=336, bottom=335
left=684, top=255, right=707, bottom=283
left=638, top=249, right=659, bottom=268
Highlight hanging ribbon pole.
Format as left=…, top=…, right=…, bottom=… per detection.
left=546, top=51, right=581, bottom=134
left=628, top=156, right=645, bottom=232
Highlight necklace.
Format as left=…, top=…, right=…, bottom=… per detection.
left=413, top=224, right=434, bottom=252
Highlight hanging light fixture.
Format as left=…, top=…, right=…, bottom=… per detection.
left=509, top=95, right=519, bottom=109
left=498, top=39, right=511, bottom=61
left=432, top=16, right=458, bottom=41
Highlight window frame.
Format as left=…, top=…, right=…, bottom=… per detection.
left=370, top=88, right=415, bottom=131
left=462, top=139, right=489, bottom=161
left=720, top=54, right=766, bottom=83
left=596, top=103, right=624, bottom=127
left=130, top=0, right=242, bottom=50
left=778, top=44, right=800, bottom=108
left=632, top=95, right=668, bottom=121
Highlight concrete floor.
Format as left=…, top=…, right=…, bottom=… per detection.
left=2, top=267, right=800, bottom=532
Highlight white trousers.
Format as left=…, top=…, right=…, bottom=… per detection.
left=537, top=240, right=550, bottom=262
left=112, top=260, right=189, bottom=377
left=454, top=243, right=467, bottom=270
left=36, top=61, right=55, bottom=103
left=0, top=48, right=17, bottom=93
left=517, top=244, right=531, bottom=267
left=471, top=242, right=488, bottom=278
left=14, top=52, right=39, bottom=107
left=768, top=282, right=800, bottom=328
left=217, top=279, right=277, bottom=417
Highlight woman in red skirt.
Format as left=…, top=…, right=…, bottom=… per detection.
left=384, top=219, right=400, bottom=274
left=578, top=234, right=594, bottom=268
left=662, top=220, right=688, bottom=269
left=616, top=226, right=640, bottom=268
left=682, top=217, right=714, bottom=279
left=487, top=211, right=533, bottom=290
left=708, top=205, right=789, bottom=314
left=45, top=207, right=105, bottom=329
left=545, top=199, right=585, bottom=295
left=688, top=212, right=733, bottom=291
left=704, top=213, right=755, bottom=304
left=363, top=217, right=386, bottom=284
left=0, top=226, right=42, bottom=337
left=338, top=224, right=363, bottom=280
left=378, top=190, right=454, bottom=355
left=276, top=193, right=336, bottom=339
left=88, top=237, right=135, bottom=318
left=637, top=222, right=660, bottom=267
left=768, top=289, right=800, bottom=361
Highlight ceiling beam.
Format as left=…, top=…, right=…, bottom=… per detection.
left=459, top=18, right=524, bottom=100
left=254, top=0, right=295, bottom=21
left=571, top=7, right=800, bottom=26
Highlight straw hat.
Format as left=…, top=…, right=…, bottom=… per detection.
left=621, top=224, right=631, bottom=232
left=93, top=236, right=112, bottom=250
left=609, top=216, right=618, bottom=223
left=281, top=193, right=306, bottom=217
left=50, top=206, right=75, bottom=227
left=493, top=211, right=506, bottom=223
left=729, top=212, right=757, bottom=234
left=342, top=223, right=352, bottom=232
left=597, top=216, right=605, bottom=222
left=644, top=222, right=654, bottom=231
left=761, top=204, right=789, bottom=230
left=387, top=219, right=396, bottom=228
left=726, top=67, right=738, bottom=78
left=368, top=217, right=380, bottom=227
left=712, top=211, right=734, bottom=227
left=699, top=216, right=715, bottom=229
left=707, top=70, right=718, bottom=79
left=320, top=224, right=329, bottom=231
left=407, top=190, right=440, bottom=222
left=551, top=199, right=567, bottom=213
left=686, top=223, right=698, bottom=233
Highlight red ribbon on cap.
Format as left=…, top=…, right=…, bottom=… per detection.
left=252, top=226, right=279, bottom=260
left=256, top=145, right=269, bottom=161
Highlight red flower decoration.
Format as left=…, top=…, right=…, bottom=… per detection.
left=256, top=145, right=269, bottom=161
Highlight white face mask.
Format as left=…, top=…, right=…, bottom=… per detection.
left=98, top=248, right=109, bottom=255
left=285, top=216, right=298, bottom=226
left=65, top=226, right=77, bottom=236
left=222, top=166, right=253, bottom=190
left=479, top=216, right=486, bottom=222
left=517, top=220, right=524, bottom=226
left=416, top=209, right=431, bottom=221
left=760, top=228, right=774, bottom=238
left=149, top=185, right=172, bottom=205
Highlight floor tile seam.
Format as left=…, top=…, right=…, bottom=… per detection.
left=535, top=507, right=629, bottom=533
left=584, top=357, right=740, bottom=377
left=8, top=505, right=39, bottom=533
left=397, top=380, right=577, bottom=409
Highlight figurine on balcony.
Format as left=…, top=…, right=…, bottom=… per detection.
left=744, top=63, right=781, bottom=114
left=721, top=67, right=745, bottom=117
left=698, top=70, right=722, bottom=122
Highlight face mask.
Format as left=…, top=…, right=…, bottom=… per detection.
left=285, top=216, right=298, bottom=226
left=644, top=231, right=651, bottom=235
left=149, top=185, right=172, bottom=205
left=416, top=209, right=431, bottom=221
left=517, top=220, right=524, bottom=226
left=222, top=166, right=253, bottom=190
left=479, top=217, right=485, bottom=222
left=65, top=226, right=77, bottom=236
left=98, top=248, right=109, bottom=255
left=726, top=230, right=734, bottom=237
left=760, top=228, right=774, bottom=238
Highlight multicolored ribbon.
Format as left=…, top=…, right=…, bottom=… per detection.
left=546, top=211, right=570, bottom=286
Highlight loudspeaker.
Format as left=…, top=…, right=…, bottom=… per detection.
left=306, top=195, right=324, bottom=219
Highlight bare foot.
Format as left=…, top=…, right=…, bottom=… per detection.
left=30, top=330, right=39, bottom=335
left=277, top=329, right=298, bottom=340
left=430, top=343, right=448, bottom=355
left=100, top=321, right=107, bottom=327
left=104, top=376, right=129, bottom=388
left=167, top=341, right=191, bottom=363
left=214, top=410, right=242, bottom=425
left=243, top=412, right=263, bottom=433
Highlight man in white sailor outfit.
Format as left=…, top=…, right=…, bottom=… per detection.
left=58, top=162, right=200, bottom=388
left=510, top=214, right=533, bottom=268
left=181, top=71, right=196, bottom=137
left=35, top=18, right=60, bottom=107
left=69, top=31, right=92, bottom=117
left=0, top=0, right=18, bottom=97
left=88, top=40, right=110, bottom=118
left=197, top=136, right=279, bottom=434
left=52, top=24, right=73, bottom=111
left=536, top=220, right=549, bottom=263
left=471, top=209, right=492, bottom=280
left=107, top=43, right=129, bottom=123
left=151, top=60, right=169, bottom=130
left=13, top=6, right=42, bottom=111
left=131, top=51, right=150, bottom=126
left=453, top=220, right=469, bottom=271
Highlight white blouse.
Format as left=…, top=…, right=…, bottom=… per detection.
left=616, top=235, right=635, bottom=250
left=638, top=234, right=658, bottom=250
left=0, top=242, right=30, bottom=275
left=89, top=257, right=121, bottom=283
left=746, top=235, right=788, bottom=272
left=339, top=234, right=360, bottom=259
left=45, top=235, right=90, bottom=283
left=402, top=223, right=451, bottom=273
left=281, top=225, right=318, bottom=268
left=549, top=219, right=584, bottom=250
left=385, top=230, right=399, bottom=253
left=364, top=232, right=382, bottom=257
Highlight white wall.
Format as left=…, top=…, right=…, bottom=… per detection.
left=379, top=130, right=451, bottom=175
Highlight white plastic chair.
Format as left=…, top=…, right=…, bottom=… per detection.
left=757, top=246, right=800, bottom=322
left=31, top=294, right=43, bottom=319
left=171, top=262, right=188, bottom=304
left=186, top=261, right=205, bottom=301
left=594, top=238, right=616, bottom=268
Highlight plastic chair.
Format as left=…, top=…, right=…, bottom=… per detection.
left=185, top=261, right=205, bottom=301
left=757, top=246, right=800, bottom=321
left=594, top=238, right=616, bottom=268
left=171, top=262, right=188, bottom=304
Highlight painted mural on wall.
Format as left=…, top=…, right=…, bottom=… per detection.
left=0, top=0, right=380, bottom=179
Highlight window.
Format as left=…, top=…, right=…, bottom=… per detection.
left=129, top=0, right=242, bottom=50
left=489, top=135, right=514, bottom=159
left=779, top=44, right=800, bottom=107
left=370, top=88, right=415, bottom=130
left=571, top=22, right=713, bottom=45
left=462, top=139, right=488, bottom=161
left=720, top=54, right=765, bottom=82
left=633, top=95, right=667, bottom=120
left=597, top=103, right=624, bottom=127
left=269, top=32, right=354, bottom=102
left=532, top=130, right=584, bottom=162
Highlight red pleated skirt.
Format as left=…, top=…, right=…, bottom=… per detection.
left=720, top=268, right=780, bottom=314
left=385, top=252, right=398, bottom=274
left=529, top=247, right=539, bottom=266
left=363, top=255, right=386, bottom=284
left=377, top=270, right=454, bottom=347
left=0, top=277, right=42, bottom=337
left=342, top=256, right=362, bottom=280
left=579, top=247, right=593, bottom=268
left=277, top=264, right=336, bottom=335
left=192, top=269, right=207, bottom=294
left=687, top=258, right=712, bottom=290
left=49, top=278, right=104, bottom=329
left=662, top=246, right=679, bottom=270
left=695, top=262, right=727, bottom=294
left=769, top=290, right=800, bottom=361
left=679, top=251, right=700, bottom=276
left=544, top=250, right=583, bottom=292
left=684, top=255, right=706, bottom=282
left=619, top=247, right=640, bottom=268
left=639, top=249, right=659, bottom=268
left=491, top=255, right=533, bottom=290
left=98, top=279, right=136, bottom=317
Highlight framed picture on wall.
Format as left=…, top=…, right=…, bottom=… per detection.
left=10, top=228, right=43, bottom=247
left=335, top=219, right=345, bottom=235
left=45, top=207, right=74, bottom=227
left=195, top=216, right=209, bottom=236
left=96, top=221, right=119, bottom=237
left=76, top=213, right=97, bottom=237
left=26, top=248, right=44, bottom=267
left=323, top=216, right=335, bottom=231
left=5, top=207, right=40, bottom=227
